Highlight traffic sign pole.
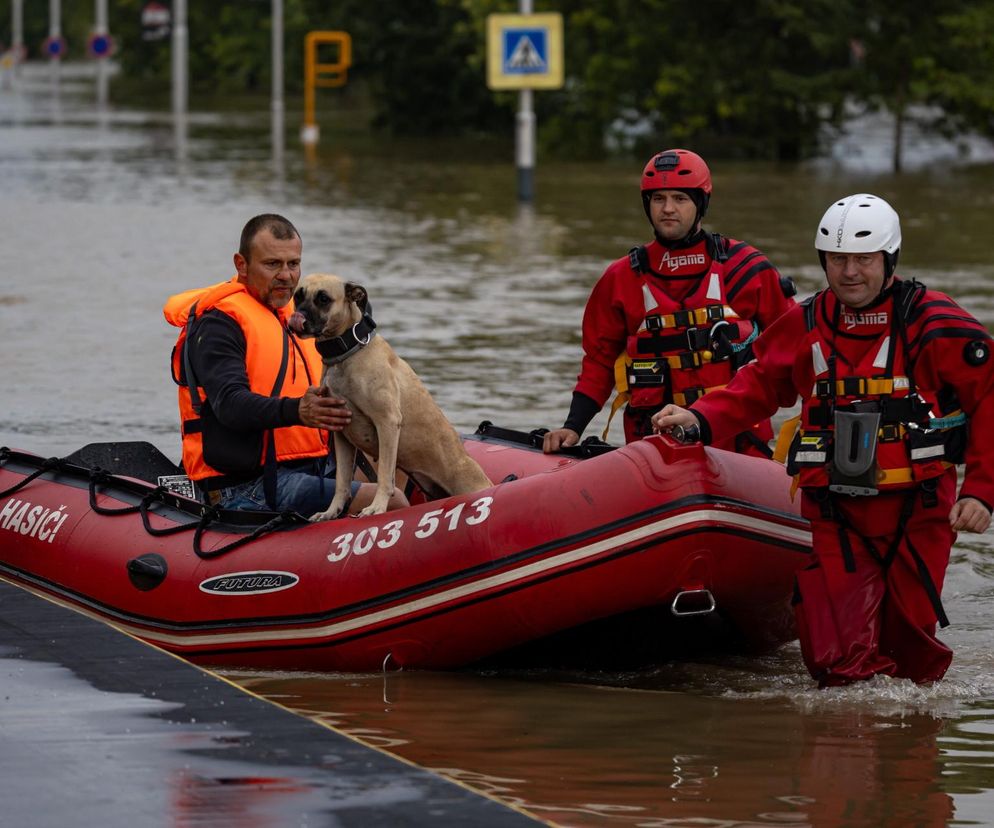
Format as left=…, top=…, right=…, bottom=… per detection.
left=172, top=0, right=188, bottom=118
left=12, top=0, right=24, bottom=78
left=272, top=0, right=285, bottom=168
left=516, top=88, right=535, bottom=202
left=48, top=0, right=61, bottom=82
left=516, top=0, right=534, bottom=202
left=94, top=0, right=109, bottom=107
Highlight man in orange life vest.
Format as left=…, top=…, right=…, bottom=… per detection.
left=163, top=214, right=406, bottom=515
left=543, top=149, right=797, bottom=455
left=653, top=194, right=994, bottom=686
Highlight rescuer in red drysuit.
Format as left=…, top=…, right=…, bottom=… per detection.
left=653, top=193, right=994, bottom=686
left=543, top=149, right=797, bottom=455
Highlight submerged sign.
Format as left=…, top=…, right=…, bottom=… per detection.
left=486, top=13, right=563, bottom=90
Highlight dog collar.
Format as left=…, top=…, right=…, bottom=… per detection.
left=315, top=314, right=377, bottom=365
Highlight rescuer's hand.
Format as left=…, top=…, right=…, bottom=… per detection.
left=650, top=405, right=697, bottom=435
left=950, top=497, right=991, bottom=533
left=543, top=428, right=580, bottom=454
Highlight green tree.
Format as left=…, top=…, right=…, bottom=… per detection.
left=330, top=0, right=508, bottom=135
left=853, top=0, right=994, bottom=172
left=538, top=0, right=852, bottom=161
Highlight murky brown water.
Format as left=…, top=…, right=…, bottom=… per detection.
left=2, top=63, right=994, bottom=827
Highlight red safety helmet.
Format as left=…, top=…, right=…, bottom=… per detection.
left=640, top=149, right=712, bottom=223
left=641, top=149, right=712, bottom=195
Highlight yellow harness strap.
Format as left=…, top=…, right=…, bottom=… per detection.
left=647, top=304, right=740, bottom=331
left=772, top=414, right=802, bottom=465
left=602, top=354, right=633, bottom=440
left=875, top=462, right=953, bottom=487
left=816, top=376, right=908, bottom=396
left=672, top=385, right=726, bottom=407
left=772, top=414, right=803, bottom=501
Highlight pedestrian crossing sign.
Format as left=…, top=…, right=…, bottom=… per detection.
left=487, top=13, right=563, bottom=90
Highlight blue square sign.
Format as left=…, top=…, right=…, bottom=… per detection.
left=502, top=29, right=547, bottom=75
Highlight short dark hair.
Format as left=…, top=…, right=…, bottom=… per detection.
left=239, top=214, right=300, bottom=261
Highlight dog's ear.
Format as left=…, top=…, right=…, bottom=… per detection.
left=345, top=282, right=369, bottom=312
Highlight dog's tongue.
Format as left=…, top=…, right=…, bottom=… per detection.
left=288, top=311, right=306, bottom=335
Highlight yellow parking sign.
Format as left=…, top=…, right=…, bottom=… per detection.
left=486, top=13, right=563, bottom=90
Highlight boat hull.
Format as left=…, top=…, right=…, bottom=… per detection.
left=0, top=433, right=811, bottom=671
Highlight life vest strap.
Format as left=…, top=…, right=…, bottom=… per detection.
left=642, top=304, right=739, bottom=334
left=814, top=376, right=909, bottom=398
left=673, top=384, right=726, bottom=407
left=773, top=414, right=802, bottom=465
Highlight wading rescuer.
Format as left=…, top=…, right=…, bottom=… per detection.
left=652, top=194, right=994, bottom=686
left=543, top=149, right=797, bottom=455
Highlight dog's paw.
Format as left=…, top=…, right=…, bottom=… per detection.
left=356, top=503, right=388, bottom=518
left=309, top=509, right=338, bottom=523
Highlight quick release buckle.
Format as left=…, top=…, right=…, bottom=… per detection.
left=878, top=423, right=902, bottom=442
left=841, top=377, right=866, bottom=396
left=686, top=327, right=710, bottom=351
left=680, top=386, right=706, bottom=405
left=677, top=351, right=704, bottom=369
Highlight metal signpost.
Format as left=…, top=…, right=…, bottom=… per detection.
left=272, top=0, right=285, bottom=165
left=301, top=31, right=352, bottom=145
left=43, top=0, right=66, bottom=83
left=11, top=0, right=25, bottom=78
left=171, top=0, right=188, bottom=118
left=486, top=4, right=563, bottom=202
left=90, top=0, right=113, bottom=108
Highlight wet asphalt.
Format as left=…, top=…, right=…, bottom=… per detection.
left=0, top=579, right=543, bottom=827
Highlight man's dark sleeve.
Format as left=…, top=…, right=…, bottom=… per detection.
left=187, top=310, right=302, bottom=431
left=562, top=391, right=601, bottom=437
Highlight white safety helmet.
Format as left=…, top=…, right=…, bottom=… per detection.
left=815, top=193, right=901, bottom=254
left=815, top=193, right=901, bottom=278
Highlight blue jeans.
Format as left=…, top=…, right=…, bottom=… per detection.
left=216, top=459, right=360, bottom=515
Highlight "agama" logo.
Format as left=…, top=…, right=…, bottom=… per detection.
left=658, top=250, right=707, bottom=271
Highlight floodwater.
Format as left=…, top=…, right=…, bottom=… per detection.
left=2, top=63, right=994, bottom=827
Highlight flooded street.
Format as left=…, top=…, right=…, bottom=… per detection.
left=2, top=64, right=994, bottom=826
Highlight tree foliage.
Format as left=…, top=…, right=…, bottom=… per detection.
left=850, top=1, right=994, bottom=170
left=3, top=0, right=994, bottom=165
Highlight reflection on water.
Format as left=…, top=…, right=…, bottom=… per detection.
left=223, top=669, right=990, bottom=828
left=1, top=658, right=338, bottom=827
left=3, top=61, right=994, bottom=827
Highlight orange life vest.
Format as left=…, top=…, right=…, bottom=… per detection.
left=163, top=279, right=327, bottom=483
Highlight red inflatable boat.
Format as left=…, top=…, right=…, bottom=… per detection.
left=0, top=424, right=811, bottom=671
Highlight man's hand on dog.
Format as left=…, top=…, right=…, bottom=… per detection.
left=298, top=385, right=352, bottom=431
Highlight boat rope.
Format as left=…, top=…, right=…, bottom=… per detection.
left=193, top=509, right=304, bottom=559
left=1, top=448, right=306, bottom=559
left=0, top=450, right=67, bottom=499
left=85, top=467, right=307, bottom=557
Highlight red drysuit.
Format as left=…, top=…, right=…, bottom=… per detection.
left=692, top=278, right=994, bottom=684
left=574, top=234, right=794, bottom=450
